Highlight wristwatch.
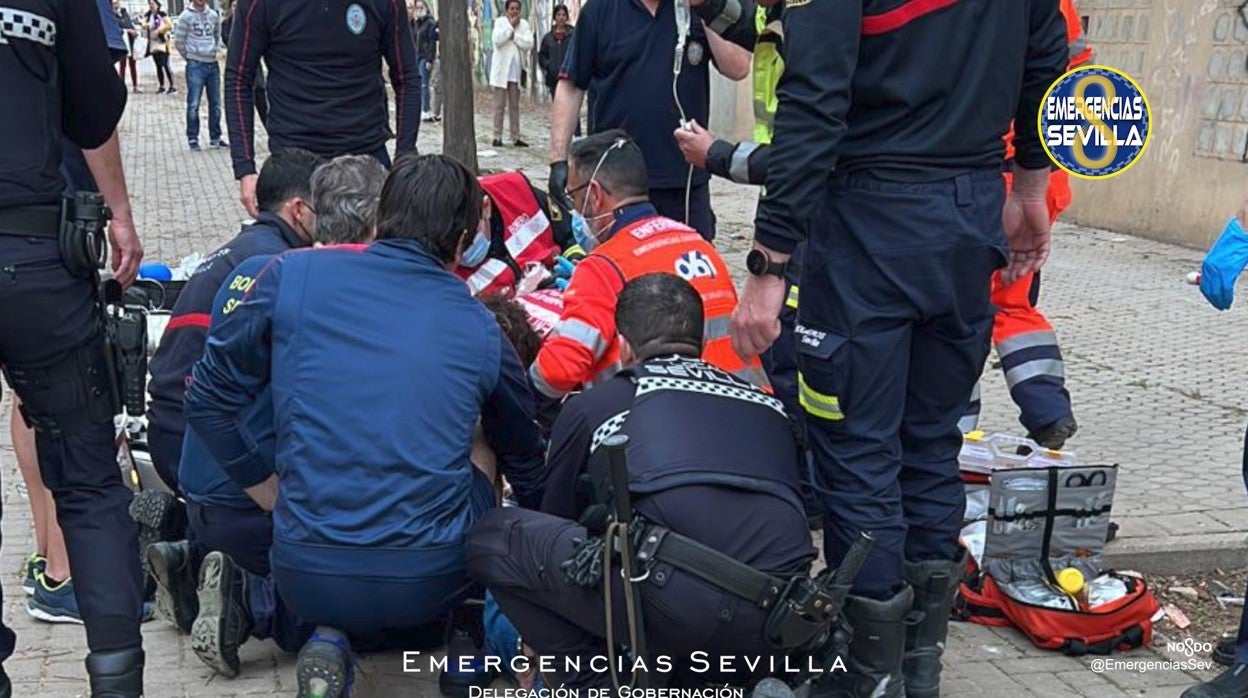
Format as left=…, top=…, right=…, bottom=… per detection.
left=746, top=248, right=787, bottom=278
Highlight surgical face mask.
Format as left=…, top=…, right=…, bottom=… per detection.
left=416, top=8, right=427, bottom=17
left=571, top=210, right=597, bottom=252
left=460, top=230, right=490, bottom=267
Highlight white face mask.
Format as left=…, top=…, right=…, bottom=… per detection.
left=416, top=8, right=427, bottom=17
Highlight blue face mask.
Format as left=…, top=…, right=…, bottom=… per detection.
left=571, top=210, right=596, bottom=253
left=460, top=231, right=490, bottom=267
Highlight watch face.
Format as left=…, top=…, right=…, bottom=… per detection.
left=747, top=249, right=766, bottom=275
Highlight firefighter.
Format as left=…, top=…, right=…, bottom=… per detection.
left=729, top=1, right=1068, bottom=696
left=529, top=131, right=768, bottom=400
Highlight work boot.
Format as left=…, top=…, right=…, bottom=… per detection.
left=812, top=586, right=917, bottom=698
left=147, top=540, right=199, bottom=634
left=190, top=551, right=252, bottom=678
left=1182, top=663, right=1248, bottom=697
left=903, top=552, right=967, bottom=698
left=1029, top=415, right=1078, bottom=451
left=85, top=648, right=144, bottom=697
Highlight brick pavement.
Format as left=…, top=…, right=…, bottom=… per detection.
left=0, top=56, right=1237, bottom=695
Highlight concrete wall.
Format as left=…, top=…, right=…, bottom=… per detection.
left=1070, top=0, right=1248, bottom=248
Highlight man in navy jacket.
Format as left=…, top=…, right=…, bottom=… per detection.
left=185, top=153, right=545, bottom=694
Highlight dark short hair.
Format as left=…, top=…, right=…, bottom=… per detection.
left=616, top=273, right=703, bottom=358
left=553, top=4, right=568, bottom=17
left=568, top=129, right=648, bottom=200
left=375, top=153, right=482, bottom=263
left=255, top=148, right=324, bottom=213
left=505, top=0, right=521, bottom=9
left=479, top=294, right=542, bottom=366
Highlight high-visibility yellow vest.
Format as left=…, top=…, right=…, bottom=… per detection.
left=751, top=8, right=784, bottom=146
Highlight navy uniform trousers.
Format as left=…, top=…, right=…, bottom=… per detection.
left=467, top=508, right=778, bottom=688
left=0, top=235, right=144, bottom=652
left=797, top=169, right=1005, bottom=600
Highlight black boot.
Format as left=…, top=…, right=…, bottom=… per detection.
left=146, top=540, right=199, bottom=634
left=190, top=551, right=252, bottom=678
left=1183, top=663, right=1248, bottom=697
left=903, top=552, right=966, bottom=698
left=86, top=648, right=144, bottom=697
left=813, top=587, right=917, bottom=698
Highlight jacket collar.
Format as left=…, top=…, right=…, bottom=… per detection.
left=368, top=237, right=447, bottom=268
left=608, top=202, right=658, bottom=238
left=253, top=211, right=310, bottom=250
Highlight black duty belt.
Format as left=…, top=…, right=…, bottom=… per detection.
left=637, top=524, right=790, bottom=611
left=0, top=205, right=61, bottom=239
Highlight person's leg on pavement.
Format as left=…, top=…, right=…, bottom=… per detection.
left=14, top=403, right=77, bottom=622
left=430, top=58, right=443, bottom=120
left=508, top=82, right=523, bottom=145
left=207, top=61, right=224, bottom=146
left=419, top=60, right=432, bottom=116
left=185, top=61, right=204, bottom=148
left=493, top=86, right=506, bottom=144
left=127, top=56, right=139, bottom=91
left=0, top=237, right=143, bottom=693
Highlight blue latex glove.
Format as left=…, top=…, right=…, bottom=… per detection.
left=1200, top=217, right=1248, bottom=310
left=553, top=255, right=577, bottom=279
left=554, top=277, right=570, bottom=291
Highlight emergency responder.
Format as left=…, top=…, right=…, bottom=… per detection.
left=0, top=0, right=149, bottom=692
left=673, top=3, right=795, bottom=419
left=184, top=154, right=545, bottom=697
left=960, top=0, right=1093, bottom=449
left=546, top=0, right=751, bottom=241
left=530, top=131, right=768, bottom=400
left=1185, top=198, right=1248, bottom=698
left=225, top=0, right=420, bottom=218
left=680, top=0, right=1091, bottom=454
left=470, top=273, right=817, bottom=688
left=147, top=148, right=323, bottom=490
left=146, top=155, right=384, bottom=654
left=729, top=2, right=1068, bottom=696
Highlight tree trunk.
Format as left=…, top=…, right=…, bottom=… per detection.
left=438, top=0, right=479, bottom=173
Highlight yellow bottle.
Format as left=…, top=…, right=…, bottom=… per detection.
left=1056, top=567, right=1089, bottom=610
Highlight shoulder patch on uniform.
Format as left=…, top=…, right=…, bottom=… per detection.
left=346, top=3, right=367, bottom=34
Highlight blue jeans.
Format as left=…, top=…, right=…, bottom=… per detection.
left=418, top=59, right=432, bottom=112
left=185, top=59, right=222, bottom=144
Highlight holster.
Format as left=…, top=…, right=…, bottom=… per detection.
left=2, top=332, right=119, bottom=439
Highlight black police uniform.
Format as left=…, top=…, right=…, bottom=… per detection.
left=468, top=355, right=816, bottom=688
left=0, top=0, right=145, bottom=691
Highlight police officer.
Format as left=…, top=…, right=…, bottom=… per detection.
left=0, top=0, right=147, bottom=692
left=730, top=2, right=1067, bottom=696
left=471, top=273, right=816, bottom=689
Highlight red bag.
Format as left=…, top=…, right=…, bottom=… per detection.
left=957, top=565, right=1160, bottom=656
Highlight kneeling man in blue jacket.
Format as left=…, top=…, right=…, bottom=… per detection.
left=185, top=153, right=547, bottom=698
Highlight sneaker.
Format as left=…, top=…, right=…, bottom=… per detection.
left=211, top=138, right=229, bottom=148
left=23, top=554, right=45, bottom=596
left=421, top=110, right=432, bottom=121
left=189, top=141, right=201, bottom=152
left=156, top=87, right=166, bottom=94
left=147, top=540, right=199, bottom=634
left=513, top=139, right=529, bottom=148
left=1182, top=663, right=1248, bottom=697
left=168, top=87, right=178, bottom=94
left=297, top=632, right=354, bottom=698
left=439, top=627, right=496, bottom=698
left=27, top=573, right=81, bottom=624
left=190, top=551, right=252, bottom=678
left=491, top=139, right=504, bottom=148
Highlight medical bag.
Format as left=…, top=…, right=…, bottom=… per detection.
left=953, top=434, right=1161, bottom=655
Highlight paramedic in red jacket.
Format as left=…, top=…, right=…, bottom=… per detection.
left=528, top=131, right=767, bottom=399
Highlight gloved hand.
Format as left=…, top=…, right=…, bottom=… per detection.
left=1200, top=217, right=1248, bottom=310
left=549, top=161, right=570, bottom=209
left=553, top=255, right=577, bottom=279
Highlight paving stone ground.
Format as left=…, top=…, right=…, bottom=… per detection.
left=0, top=56, right=1239, bottom=695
